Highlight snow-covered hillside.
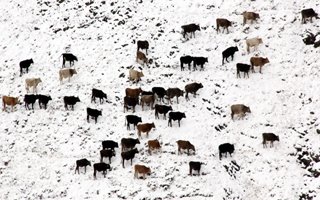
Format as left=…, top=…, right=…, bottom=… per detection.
left=0, top=0, right=320, bottom=199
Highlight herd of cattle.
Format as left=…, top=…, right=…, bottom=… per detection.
left=2, top=7, right=317, bottom=179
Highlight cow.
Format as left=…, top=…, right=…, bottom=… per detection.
left=19, top=59, right=33, bottom=76
left=136, top=51, right=148, bottom=65
left=121, top=138, right=140, bottom=152
left=63, top=96, right=80, bottom=110
left=24, top=94, right=38, bottom=110
left=189, top=161, right=204, bottom=175
left=148, top=139, right=161, bottom=155
left=166, top=88, right=184, bottom=104
left=152, top=87, right=167, bottom=103
left=301, top=8, right=319, bottom=24
left=185, top=82, right=203, bottom=100
left=129, top=69, right=144, bottom=83
left=125, top=115, right=142, bottom=130
left=59, top=68, right=77, bottom=83
left=137, top=40, right=149, bottom=55
left=216, top=18, right=232, bottom=33
left=102, top=140, right=119, bottom=151
left=91, top=88, right=107, bottom=104
left=25, top=78, right=42, bottom=93
left=154, top=104, right=172, bottom=119
left=134, top=164, right=151, bottom=179
left=61, top=53, right=78, bottom=68
left=87, top=107, right=102, bottom=123
left=177, top=140, right=195, bottom=155
left=246, top=37, right=263, bottom=53
left=121, top=148, right=139, bottom=168
left=140, top=95, right=155, bottom=110
left=236, top=63, right=251, bottom=78
left=181, top=23, right=200, bottom=39
left=75, top=158, right=91, bottom=174
left=100, top=149, right=115, bottom=163
left=2, top=96, right=20, bottom=112
left=219, top=143, right=234, bottom=160
left=231, top=104, right=251, bottom=120
left=93, top=162, right=111, bottom=179
left=262, top=133, right=279, bottom=148
left=193, top=57, right=208, bottom=71
left=222, top=46, right=239, bottom=65
left=125, top=88, right=142, bottom=98
left=38, top=95, right=52, bottom=109
left=180, top=56, right=193, bottom=71
left=124, top=96, right=139, bottom=113
left=168, top=111, right=186, bottom=127
left=250, top=57, right=269, bottom=73
left=137, top=123, right=155, bottom=138
left=141, top=91, right=153, bottom=96
left=242, top=11, right=260, bottom=25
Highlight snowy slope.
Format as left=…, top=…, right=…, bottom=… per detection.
left=0, top=0, right=320, bottom=199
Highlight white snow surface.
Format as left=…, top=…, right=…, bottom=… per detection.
left=0, top=0, right=320, bottom=199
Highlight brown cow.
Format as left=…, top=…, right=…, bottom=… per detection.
left=185, top=82, right=203, bottom=100
left=177, top=140, right=195, bottom=155
left=246, top=37, right=263, bottom=53
left=231, top=104, right=251, bottom=120
left=137, top=123, right=155, bottom=138
left=242, top=11, right=260, bottom=25
left=166, top=88, right=184, bottom=104
left=59, top=68, right=77, bottom=83
left=2, top=96, right=20, bottom=112
left=125, top=88, right=142, bottom=98
left=147, top=139, right=161, bottom=155
left=129, top=69, right=144, bottom=83
left=134, top=164, right=151, bottom=179
left=25, top=78, right=42, bottom=93
left=216, top=18, right=232, bottom=33
left=136, top=51, right=148, bottom=65
left=250, top=57, right=269, bottom=73
left=141, top=95, right=155, bottom=110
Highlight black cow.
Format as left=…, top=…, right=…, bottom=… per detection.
left=124, top=96, right=139, bottom=113
left=62, top=53, right=78, bottom=68
left=102, top=140, right=119, bottom=151
left=166, top=88, right=184, bottom=104
left=262, top=133, right=279, bottom=148
left=181, top=23, right=200, bottom=39
left=180, top=56, right=193, bottom=71
left=193, top=57, right=208, bottom=71
left=137, top=40, right=149, bottom=55
left=121, top=138, right=140, bottom=152
left=219, top=143, right=235, bottom=160
left=24, top=94, right=38, bottom=110
left=236, top=63, right=251, bottom=78
left=155, top=104, right=173, bottom=119
left=168, top=111, right=186, bottom=127
left=63, top=96, right=80, bottom=110
left=121, top=148, right=139, bottom=168
left=100, top=149, right=115, bottom=163
left=125, top=115, right=142, bottom=130
left=152, top=87, right=167, bottom=103
left=38, top=95, right=52, bottom=109
left=189, top=161, right=204, bottom=175
left=87, top=107, right=102, bottom=123
left=301, top=8, right=319, bottom=24
left=91, top=88, right=107, bottom=104
left=75, top=158, right=91, bottom=174
left=222, top=46, right=239, bottom=65
left=20, top=59, right=34, bottom=76
left=93, top=162, right=111, bottom=179
left=185, top=82, right=203, bottom=100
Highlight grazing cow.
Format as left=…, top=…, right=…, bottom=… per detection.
left=246, top=37, right=263, bottom=53
left=38, top=95, right=52, bottom=109
left=125, top=88, right=143, bottom=99
left=121, top=138, right=140, bottom=152
left=185, top=82, right=203, bottom=100
left=301, top=8, right=318, bottom=24
left=136, top=51, right=148, bottom=65
left=262, top=133, right=279, bottom=148
left=129, top=69, right=144, bottom=83
left=222, top=46, right=239, bottom=65
left=193, top=57, right=208, bottom=71
left=2, top=96, right=20, bottom=112
left=100, top=149, right=115, bottom=163
left=124, top=96, right=139, bottom=113
left=166, top=88, right=184, bottom=104
left=63, top=96, right=80, bottom=110
left=59, top=68, right=77, bottom=83
left=134, top=164, right=151, bottom=179
left=177, top=140, right=195, bottom=155
left=242, top=11, right=260, bottom=25
left=137, top=40, right=149, bottom=55
left=93, top=162, right=111, bottom=179
left=91, top=88, right=107, bottom=104
left=141, top=95, right=155, bottom=110
left=154, top=104, right=172, bottom=119
left=125, top=115, right=142, bottom=130
left=189, top=161, right=203, bottom=175
left=121, top=148, right=139, bottom=168
left=137, top=123, right=155, bottom=138
left=152, top=87, right=167, bottom=103
left=102, top=140, right=119, bottom=151
left=24, top=94, right=38, bottom=110
left=180, top=56, right=193, bottom=71
left=87, top=107, right=102, bottom=123
left=168, top=111, right=186, bottom=127
left=62, top=53, right=78, bottom=68
left=25, top=78, right=42, bottom=93
left=219, top=143, right=235, bottom=160
left=216, top=18, right=232, bottom=33
left=75, top=158, right=91, bottom=174
left=231, top=104, right=251, bottom=120
left=181, top=23, right=200, bottom=39
left=19, top=59, right=33, bottom=76
left=148, top=139, right=161, bottom=155
left=236, top=63, right=251, bottom=78
left=250, top=57, right=269, bottom=73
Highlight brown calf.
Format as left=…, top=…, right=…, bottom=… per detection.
left=242, top=11, right=260, bottom=25
left=216, top=18, right=232, bottom=33
left=2, top=96, right=20, bottom=112
left=250, top=57, right=269, bottom=73
left=231, top=104, right=251, bottom=120
left=134, top=164, right=151, bottom=179
left=141, top=95, right=155, bottom=110
left=147, top=139, right=161, bottom=155
left=137, top=123, right=155, bottom=138
left=177, top=140, right=195, bottom=155
left=136, top=51, right=148, bottom=65
left=125, top=88, right=142, bottom=98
